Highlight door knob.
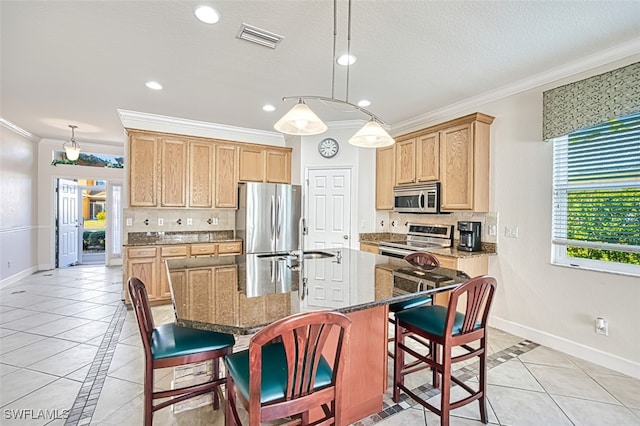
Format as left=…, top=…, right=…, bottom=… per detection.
left=343, top=235, right=349, bottom=239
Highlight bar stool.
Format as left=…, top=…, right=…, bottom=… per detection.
left=393, top=275, right=497, bottom=426
left=128, top=277, right=236, bottom=426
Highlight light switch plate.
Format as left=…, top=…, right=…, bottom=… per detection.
left=126, top=218, right=133, bottom=226
left=158, top=218, right=164, bottom=226
left=187, top=218, right=193, bottom=225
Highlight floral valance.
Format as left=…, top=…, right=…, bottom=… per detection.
left=542, top=62, right=640, bottom=140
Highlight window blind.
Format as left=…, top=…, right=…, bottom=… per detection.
left=552, top=112, right=640, bottom=255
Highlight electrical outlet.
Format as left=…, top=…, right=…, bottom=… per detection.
left=158, top=218, right=164, bottom=226
left=595, top=318, right=609, bottom=336
left=187, top=218, right=193, bottom=225
left=213, top=217, right=219, bottom=225
left=126, top=218, right=133, bottom=226
left=7, top=261, right=11, bottom=268
left=505, top=226, right=519, bottom=238
left=488, top=225, right=497, bottom=236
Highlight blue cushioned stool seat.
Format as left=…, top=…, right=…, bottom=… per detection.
left=389, top=296, right=432, bottom=313
left=151, top=323, right=236, bottom=360
left=225, top=342, right=333, bottom=404
left=395, top=305, right=467, bottom=336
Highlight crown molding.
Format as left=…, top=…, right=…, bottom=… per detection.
left=0, top=118, right=41, bottom=142
left=118, top=109, right=285, bottom=146
left=391, top=37, right=640, bottom=136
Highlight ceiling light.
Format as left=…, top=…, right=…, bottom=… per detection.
left=337, top=54, right=357, bottom=66
left=145, top=81, right=163, bottom=90
left=273, top=0, right=394, bottom=148
left=194, top=5, right=220, bottom=24
left=357, top=100, right=371, bottom=107
left=262, top=104, right=276, bottom=112
left=63, top=125, right=81, bottom=161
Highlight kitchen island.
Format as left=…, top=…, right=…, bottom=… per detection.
left=165, top=248, right=469, bottom=424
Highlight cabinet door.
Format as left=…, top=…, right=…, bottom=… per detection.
left=376, top=145, right=395, bottom=210
left=189, top=141, right=214, bottom=208
left=215, top=144, right=238, bottom=208
left=440, top=123, right=474, bottom=210
left=360, top=242, right=379, bottom=254
left=416, top=132, right=440, bottom=182
left=126, top=256, right=158, bottom=299
left=129, top=132, right=158, bottom=207
left=159, top=245, right=189, bottom=299
left=395, top=138, right=416, bottom=185
left=160, top=137, right=187, bottom=207
left=239, top=146, right=265, bottom=182
left=187, top=268, right=215, bottom=321
left=214, top=266, right=239, bottom=324
left=265, top=149, right=291, bottom=183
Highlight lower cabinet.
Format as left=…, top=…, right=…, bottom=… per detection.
left=124, top=242, right=242, bottom=305
left=359, top=242, right=379, bottom=254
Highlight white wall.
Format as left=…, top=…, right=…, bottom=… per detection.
left=0, top=126, right=39, bottom=284
left=395, top=55, right=640, bottom=378
left=37, top=139, right=124, bottom=270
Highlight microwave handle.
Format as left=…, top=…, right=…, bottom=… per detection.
left=419, top=191, right=425, bottom=211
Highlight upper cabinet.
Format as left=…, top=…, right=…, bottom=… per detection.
left=239, top=145, right=291, bottom=184
left=126, top=129, right=292, bottom=209
left=376, top=145, right=395, bottom=210
left=379, top=112, right=494, bottom=212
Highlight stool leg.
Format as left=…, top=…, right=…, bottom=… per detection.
left=431, top=341, right=441, bottom=389
left=440, top=344, right=451, bottom=426
left=144, top=364, right=153, bottom=426
left=392, top=320, right=404, bottom=403
left=479, top=337, right=488, bottom=423
left=212, top=358, right=220, bottom=410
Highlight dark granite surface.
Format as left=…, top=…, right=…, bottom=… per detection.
left=126, top=230, right=238, bottom=246
left=166, top=249, right=469, bottom=335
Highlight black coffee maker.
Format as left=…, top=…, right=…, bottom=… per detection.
left=457, top=221, right=482, bottom=252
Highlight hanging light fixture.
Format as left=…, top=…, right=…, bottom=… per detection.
left=273, top=0, right=394, bottom=148
left=63, top=125, right=81, bottom=161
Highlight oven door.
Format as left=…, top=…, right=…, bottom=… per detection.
left=379, top=245, right=415, bottom=259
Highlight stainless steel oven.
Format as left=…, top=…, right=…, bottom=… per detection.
left=378, top=223, right=453, bottom=259
left=393, top=183, right=440, bottom=214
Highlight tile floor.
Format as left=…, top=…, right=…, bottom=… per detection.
left=1, top=265, right=639, bottom=425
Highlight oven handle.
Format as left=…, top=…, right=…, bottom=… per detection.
left=379, top=246, right=413, bottom=258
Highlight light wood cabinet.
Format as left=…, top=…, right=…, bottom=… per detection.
left=376, top=145, right=395, bottom=210
left=129, top=132, right=158, bottom=207
left=215, top=144, right=238, bottom=208
left=360, top=242, right=379, bottom=254
left=159, top=245, right=189, bottom=299
left=395, top=139, right=416, bottom=185
left=188, top=141, right=214, bottom=208
left=190, top=243, right=218, bottom=257
left=160, top=137, right=188, bottom=207
left=239, top=146, right=291, bottom=184
left=217, top=241, right=243, bottom=256
left=125, top=246, right=159, bottom=301
left=416, top=132, right=440, bottom=182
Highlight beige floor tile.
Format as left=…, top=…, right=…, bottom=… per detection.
left=568, top=354, right=628, bottom=377
left=0, top=327, right=18, bottom=337
left=1, top=378, right=81, bottom=426
left=526, top=363, right=620, bottom=404
left=376, top=406, right=426, bottom=425
left=0, top=308, right=38, bottom=325
left=587, top=371, right=640, bottom=408
left=487, top=384, right=572, bottom=426
left=0, top=362, right=20, bottom=377
left=28, top=343, right=98, bottom=377
left=25, top=316, right=93, bottom=337
left=90, top=376, right=144, bottom=423
left=486, top=359, right=545, bottom=392
left=551, top=394, right=640, bottom=425
left=0, top=368, right=58, bottom=406
left=0, top=337, right=79, bottom=368
left=0, top=331, right=47, bottom=354
left=107, top=343, right=143, bottom=374
left=46, top=301, right=103, bottom=316
left=53, top=320, right=110, bottom=343
left=65, top=363, right=91, bottom=382
left=518, top=345, right=578, bottom=369
left=71, top=305, right=118, bottom=320
left=425, top=382, right=499, bottom=424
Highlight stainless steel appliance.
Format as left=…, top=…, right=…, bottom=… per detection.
left=393, top=183, right=441, bottom=214
left=236, top=182, right=302, bottom=254
left=457, top=221, right=482, bottom=252
left=378, top=223, right=453, bottom=258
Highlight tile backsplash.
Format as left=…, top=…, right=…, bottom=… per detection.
left=377, top=211, right=499, bottom=244
left=123, top=208, right=236, bottom=239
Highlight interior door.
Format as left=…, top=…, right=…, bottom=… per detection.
left=57, top=178, right=79, bottom=267
left=305, top=168, right=352, bottom=249
left=106, top=180, right=123, bottom=266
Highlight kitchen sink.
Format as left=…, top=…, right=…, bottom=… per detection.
left=256, top=251, right=336, bottom=260
left=301, top=250, right=335, bottom=259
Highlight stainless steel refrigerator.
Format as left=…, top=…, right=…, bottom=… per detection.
left=236, top=182, right=303, bottom=254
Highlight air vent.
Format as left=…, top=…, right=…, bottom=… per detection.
left=236, top=23, right=284, bottom=49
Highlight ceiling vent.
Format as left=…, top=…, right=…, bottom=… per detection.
left=236, top=23, right=284, bottom=49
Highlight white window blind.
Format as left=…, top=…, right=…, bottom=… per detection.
left=552, top=112, right=640, bottom=274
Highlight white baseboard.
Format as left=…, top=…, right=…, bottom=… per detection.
left=0, top=266, right=40, bottom=289
left=490, top=316, right=640, bottom=380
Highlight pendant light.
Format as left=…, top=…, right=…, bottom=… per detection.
left=63, top=125, right=81, bottom=161
left=273, top=0, right=394, bottom=148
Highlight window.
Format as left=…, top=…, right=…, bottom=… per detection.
left=552, top=112, right=640, bottom=275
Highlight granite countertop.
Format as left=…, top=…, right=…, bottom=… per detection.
left=359, top=233, right=497, bottom=258
left=125, top=230, right=240, bottom=246
left=166, top=248, right=469, bottom=335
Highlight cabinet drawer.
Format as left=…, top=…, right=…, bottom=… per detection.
left=218, top=241, right=242, bottom=255
left=161, top=245, right=189, bottom=257
left=191, top=243, right=217, bottom=256
left=127, top=247, right=157, bottom=258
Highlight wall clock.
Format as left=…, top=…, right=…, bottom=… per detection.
left=318, top=138, right=339, bottom=158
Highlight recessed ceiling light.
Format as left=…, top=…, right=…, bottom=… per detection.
left=263, top=104, right=276, bottom=112
left=145, top=81, right=163, bottom=90
left=357, top=100, right=371, bottom=107
left=194, top=5, right=220, bottom=24
left=337, top=54, right=357, bottom=66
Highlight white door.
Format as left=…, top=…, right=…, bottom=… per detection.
left=106, top=181, right=123, bottom=266
left=305, top=168, right=352, bottom=249
left=57, top=179, right=79, bottom=267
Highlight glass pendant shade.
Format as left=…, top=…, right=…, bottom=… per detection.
left=273, top=100, right=328, bottom=135
left=62, top=125, right=81, bottom=160
left=349, top=119, right=395, bottom=147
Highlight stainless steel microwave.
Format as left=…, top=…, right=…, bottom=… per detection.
left=393, top=183, right=441, bottom=214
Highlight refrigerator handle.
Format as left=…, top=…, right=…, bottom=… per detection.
left=276, top=195, right=282, bottom=238
left=270, top=195, right=276, bottom=242
left=299, top=217, right=307, bottom=250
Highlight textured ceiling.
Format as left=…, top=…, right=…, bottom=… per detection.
left=1, top=0, right=639, bottom=145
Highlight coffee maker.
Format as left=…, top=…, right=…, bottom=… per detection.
left=457, top=221, right=482, bottom=252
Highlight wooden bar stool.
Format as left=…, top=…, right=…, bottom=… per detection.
left=128, top=277, right=236, bottom=426
left=392, top=275, right=497, bottom=426
left=224, top=311, right=351, bottom=426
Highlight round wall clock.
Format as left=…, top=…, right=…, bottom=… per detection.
left=318, top=138, right=339, bottom=158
